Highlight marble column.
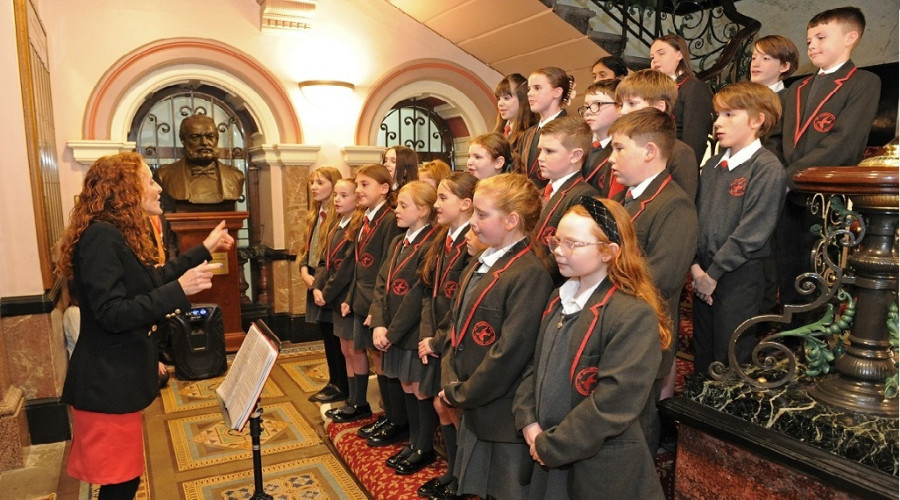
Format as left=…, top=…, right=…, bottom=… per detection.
left=248, top=144, right=320, bottom=317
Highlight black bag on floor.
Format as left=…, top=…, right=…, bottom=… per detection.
left=167, top=304, right=227, bottom=380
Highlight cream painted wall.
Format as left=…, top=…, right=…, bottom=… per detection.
left=740, top=0, right=899, bottom=74
left=0, top=1, right=44, bottom=297
left=37, top=0, right=502, bottom=222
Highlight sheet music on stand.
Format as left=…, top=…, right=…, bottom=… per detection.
left=216, top=320, right=281, bottom=431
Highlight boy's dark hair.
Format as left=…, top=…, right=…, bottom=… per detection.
left=755, top=35, right=799, bottom=79
left=540, top=116, right=592, bottom=164
left=808, top=6, right=866, bottom=37
left=713, top=82, right=783, bottom=139
left=592, top=56, right=628, bottom=79
left=608, top=108, right=675, bottom=161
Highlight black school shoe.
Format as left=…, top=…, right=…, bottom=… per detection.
left=386, top=444, right=414, bottom=468
left=394, top=449, right=436, bottom=475
left=428, top=481, right=463, bottom=500
left=308, top=383, right=348, bottom=403
left=357, top=414, right=389, bottom=438
left=365, top=422, right=409, bottom=446
left=417, top=477, right=446, bottom=497
left=330, top=403, right=372, bottom=423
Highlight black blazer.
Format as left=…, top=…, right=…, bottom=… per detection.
left=443, top=239, right=553, bottom=442
left=346, top=203, right=403, bottom=316
left=313, top=221, right=355, bottom=307
left=513, top=281, right=664, bottom=499
left=674, top=74, right=714, bottom=163
left=420, top=224, right=471, bottom=355
left=62, top=221, right=210, bottom=413
left=517, top=110, right=568, bottom=189
left=370, top=227, right=437, bottom=349
left=778, top=61, right=881, bottom=189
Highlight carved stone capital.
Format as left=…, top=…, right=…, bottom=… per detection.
left=257, top=0, right=317, bottom=31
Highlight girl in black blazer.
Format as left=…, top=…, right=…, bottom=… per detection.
left=439, top=174, right=553, bottom=499
left=300, top=166, right=348, bottom=404
left=371, top=181, right=439, bottom=475
left=514, top=197, right=668, bottom=499
left=416, top=172, right=477, bottom=498
left=334, top=165, right=403, bottom=429
left=493, top=73, right=538, bottom=166
left=651, top=34, right=714, bottom=163
left=314, top=178, right=365, bottom=414
left=58, top=152, right=231, bottom=499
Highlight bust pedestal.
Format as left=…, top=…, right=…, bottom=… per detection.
left=165, top=211, right=248, bottom=352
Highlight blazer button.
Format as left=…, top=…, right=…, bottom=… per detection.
left=151, top=325, right=158, bottom=332
left=457, top=345, right=463, bottom=352
left=174, top=309, right=182, bottom=314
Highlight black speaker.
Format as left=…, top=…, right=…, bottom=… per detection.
left=167, top=304, right=226, bottom=380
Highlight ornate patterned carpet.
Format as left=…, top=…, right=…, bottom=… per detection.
left=82, top=343, right=366, bottom=499
left=75, top=294, right=695, bottom=500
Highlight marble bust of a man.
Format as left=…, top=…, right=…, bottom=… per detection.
left=156, top=115, right=245, bottom=212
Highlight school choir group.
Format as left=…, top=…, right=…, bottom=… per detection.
left=300, top=7, right=880, bottom=500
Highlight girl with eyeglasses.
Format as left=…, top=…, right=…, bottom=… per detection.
left=514, top=196, right=668, bottom=499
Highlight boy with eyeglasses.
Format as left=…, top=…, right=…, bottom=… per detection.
left=580, top=80, right=624, bottom=197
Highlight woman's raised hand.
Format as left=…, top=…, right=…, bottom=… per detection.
left=203, top=221, right=234, bottom=253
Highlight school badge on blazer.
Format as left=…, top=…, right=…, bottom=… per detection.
left=472, top=321, right=496, bottom=346
left=539, top=226, right=556, bottom=243
left=391, top=278, right=409, bottom=296
left=574, top=366, right=600, bottom=396
left=443, top=280, right=458, bottom=299
left=813, top=112, right=836, bottom=133
left=360, top=253, right=374, bottom=267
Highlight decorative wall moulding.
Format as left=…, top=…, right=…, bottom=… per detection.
left=341, top=145, right=386, bottom=166
left=249, top=144, right=321, bottom=167
left=67, top=140, right=137, bottom=166
left=257, top=0, right=317, bottom=31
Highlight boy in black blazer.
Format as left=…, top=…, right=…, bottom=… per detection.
left=775, top=7, right=880, bottom=306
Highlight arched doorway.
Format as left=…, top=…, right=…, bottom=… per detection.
left=127, top=82, right=259, bottom=247
left=378, top=97, right=456, bottom=167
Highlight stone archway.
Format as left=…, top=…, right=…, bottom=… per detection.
left=81, top=37, right=301, bottom=144
left=356, top=59, right=498, bottom=162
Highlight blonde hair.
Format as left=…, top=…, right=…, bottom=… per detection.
left=304, top=166, right=342, bottom=262
left=567, top=199, right=671, bottom=349
left=616, top=69, right=678, bottom=113
left=418, top=160, right=452, bottom=187
left=398, top=180, right=437, bottom=224
left=475, top=173, right=542, bottom=237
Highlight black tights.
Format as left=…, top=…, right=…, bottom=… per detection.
left=98, top=476, right=140, bottom=500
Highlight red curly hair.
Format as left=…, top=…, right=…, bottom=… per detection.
left=566, top=199, right=672, bottom=350
left=57, top=152, right=157, bottom=279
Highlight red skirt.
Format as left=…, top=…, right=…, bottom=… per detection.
left=67, top=408, right=143, bottom=485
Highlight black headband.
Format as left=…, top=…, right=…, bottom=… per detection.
left=575, top=196, right=621, bottom=245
